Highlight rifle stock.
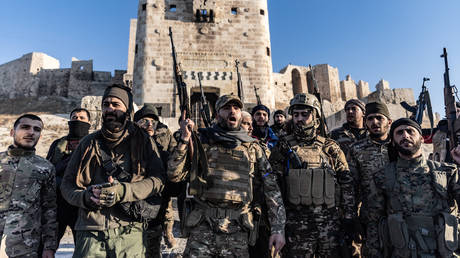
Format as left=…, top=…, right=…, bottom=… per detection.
left=253, top=85, right=262, bottom=105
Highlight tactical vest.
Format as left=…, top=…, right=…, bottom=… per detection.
left=199, top=142, right=255, bottom=205
left=381, top=160, right=458, bottom=257
left=285, top=135, right=336, bottom=208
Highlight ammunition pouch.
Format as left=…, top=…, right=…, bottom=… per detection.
left=287, top=167, right=335, bottom=207
left=382, top=213, right=457, bottom=258
left=437, top=212, right=458, bottom=257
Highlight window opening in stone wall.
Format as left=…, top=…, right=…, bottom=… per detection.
left=80, top=66, right=84, bottom=71
left=135, top=44, right=138, bottom=54
left=142, top=4, right=146, bottom=11
left=157, top=106, right=162, bottom=116
left=266, top=47, right=270, bottom=56
left=231, top=8, right=237, bottom=15
left=169, top=5, right=176, bottom=12
left=196, top=9, right=215, bottom=23
left=260, top=9, right=265, bottom=15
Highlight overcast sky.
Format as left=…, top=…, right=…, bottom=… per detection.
left=0, top=0, right=459, bottom=115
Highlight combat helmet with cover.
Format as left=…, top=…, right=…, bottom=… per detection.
left=288, top=93, right=321, bottom=117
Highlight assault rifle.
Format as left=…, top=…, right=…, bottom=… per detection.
left=235, top=60, right=245, bottom=103
left=169, top=27, right=209, bottom=235
left=253, top=85, right=262, bottom=105
left=400, top=77, right=434, bottom=130
left=169, top=27, right=191, bottom=118
left=198, top=72, right=212, bottom=128
left=308, top=65, right=329, bottom=137
left=441, top=48, right=459, bottom=151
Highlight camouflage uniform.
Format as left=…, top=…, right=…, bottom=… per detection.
left=330, top=123, right=367, bottom=157
left=168, top=128, right=285, bottom=257
left=145, top=122, right=177, bottom=258
left=367, top=156, right=460, bottom=257
left=347, top=137, right=389, bottom=256
left=270, top=133, right=355, bottom=257
left=269, top=92, right=355, bottom=257
left=0, top=146, right=57, bottom=257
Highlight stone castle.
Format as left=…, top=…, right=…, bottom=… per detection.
left=0, top=0, right=429, bottom=132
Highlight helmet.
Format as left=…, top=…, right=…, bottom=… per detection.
left=288, top=93, right=321, bottom=116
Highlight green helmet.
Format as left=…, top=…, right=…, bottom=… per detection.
left=288, top=93, right=321, bottom=116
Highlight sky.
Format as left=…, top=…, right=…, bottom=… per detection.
left=0, top=0, right=459, bottom=116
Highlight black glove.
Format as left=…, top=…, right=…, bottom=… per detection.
left=83, top=185, right=101, bottom=211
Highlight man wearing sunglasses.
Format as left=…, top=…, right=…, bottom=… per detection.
left=347, top=101, right=392, bottom=257
left=134, top=104, right=178, bottom=256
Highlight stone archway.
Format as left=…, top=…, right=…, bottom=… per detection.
left=190, top=86, right=220, bottom=128
left=292, top=68, right=302, bottom=95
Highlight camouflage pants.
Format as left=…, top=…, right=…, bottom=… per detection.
left=145, top=224, right=163, bottom=258
left=184, top=222, right=249, bottom=257
left=73, top=224, right=145, bottom=258
left=283, top=207, right=340, bottom=258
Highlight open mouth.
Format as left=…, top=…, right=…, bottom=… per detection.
left=228, top=117, right=237, bottom=122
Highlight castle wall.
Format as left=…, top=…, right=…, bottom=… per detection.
left=340, top=75, right=357, bottom=101
left=0, top=53, right=59, bottom=98
left=133, top=0, right=274, bottom=118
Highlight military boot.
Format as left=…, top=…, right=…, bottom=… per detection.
left=164, top=221, right=176, bottom=248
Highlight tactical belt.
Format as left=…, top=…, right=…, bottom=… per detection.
left=204, top=207, right=242, bottom=220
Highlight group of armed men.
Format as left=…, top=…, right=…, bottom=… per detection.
left=3, top=83, right=460, bottom=258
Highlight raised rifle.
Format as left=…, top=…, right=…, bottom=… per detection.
left=400, top=77, right=434, bottom=131
left=198, top=72, right=212, bottom=128
left=235, top=60, right=245, bottom=103
left=441, top=48, right=459, bottom=151
left=308, top=65, right=329, bottom=137
left=254, top=85, right=262, bottom=105
left=169, top=27, right=191, bottom=118
left=169, top=27, right=209, bottom=235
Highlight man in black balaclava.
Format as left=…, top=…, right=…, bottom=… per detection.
left=60, top=84, right=165, bottom=257
left=46, top=108, right=91, bottom=248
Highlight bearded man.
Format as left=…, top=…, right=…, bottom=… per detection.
left=60, top=84, right=165, bottom=257
left=168, top=94, right=286, bottom=257
left=367, top=118, right=460, bottom=257
left=347, top=101, right=392, bottom=256
left=270, top=109, right=287, bottom=136
left=331, top=99, right=367, bottom=156
left=0, top=114, right=57, bottom=258
left=252, top=104, right=278, bottom=149
left=269, top=93, right=355, bottom=257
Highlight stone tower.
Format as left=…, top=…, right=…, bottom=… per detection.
left=132, top=0, right=274, bottom=121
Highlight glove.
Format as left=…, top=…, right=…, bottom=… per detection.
left=99, top=182, right=126, bottom=207
left=83, top=185, right=101, bottom=210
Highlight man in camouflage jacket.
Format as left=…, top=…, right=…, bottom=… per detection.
left=347, top=101, right=392, bottom=256
left=168, top=94, right=285, bottom=257
left=331, top=99, right=367, bottom=156
left=367, top=118, right=460, bottom=258
left=0, top=114, right=57, bottom=258
left=270, top=93, right=355, bottom=257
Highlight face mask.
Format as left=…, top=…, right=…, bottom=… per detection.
left=68, top=120, right=91, bottom=139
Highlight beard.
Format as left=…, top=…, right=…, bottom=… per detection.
left=13, top=139, right=37, bottom=150
left=394, top=138, right=422, bottom=156
left=369, top=123, right=390, bottom=139
left=103, top=111, right=127, bottom=132
left=217, top=116, right=241, bottom=131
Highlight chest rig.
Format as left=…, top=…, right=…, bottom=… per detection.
left=199, top=142, right=256, bottom=205
left=381, top=160, right=458, bottom=258
left=285, top=136, right=336, bottom=208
